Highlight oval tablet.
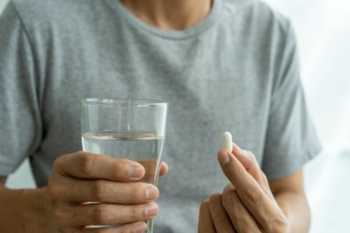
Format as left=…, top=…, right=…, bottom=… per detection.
left=223, top=131, right=233, bottom=152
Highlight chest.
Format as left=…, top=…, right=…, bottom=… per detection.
left=42, top=31, right=272, bottom=196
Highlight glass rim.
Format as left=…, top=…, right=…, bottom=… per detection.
left=82, top=97, right=168, bottom=107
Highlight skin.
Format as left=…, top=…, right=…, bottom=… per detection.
left=0, top=152, right=168, bottom=233
left=121, top=0, right=213, bottom=30
left=0, top=1, right=311, bottom=232
left=0, top=1, right=211, bottom=232
left=198, top=144, right=311, bottom=233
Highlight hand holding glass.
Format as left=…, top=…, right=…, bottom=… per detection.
left=81, top=98, right=168, bottom=233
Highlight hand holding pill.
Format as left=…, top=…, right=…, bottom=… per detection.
left=198, top=131, right=289, bottom=233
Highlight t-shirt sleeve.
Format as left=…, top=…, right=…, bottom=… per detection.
left=262, top=21, right=322, bottom=180
left=0, top=2, right=43, bottom=176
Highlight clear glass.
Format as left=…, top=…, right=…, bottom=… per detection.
left=81, top=98, right=168, bottom=233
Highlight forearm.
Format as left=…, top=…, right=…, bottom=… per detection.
left=274, top=191, right=311, bottom=233
left=0, top=186, right=55, bottom=233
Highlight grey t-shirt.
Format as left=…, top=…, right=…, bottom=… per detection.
left=0, top=0, right=321, bottom=231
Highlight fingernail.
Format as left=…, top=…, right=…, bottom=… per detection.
left=145, top=185, right=158, bottom=200
left=128, top=164, right=144, bottom=179
left=223, top=184, right=232, bottom=192
left=222, top=152, right=231, bottom=164
left=144, top=203, right=159, bottom=217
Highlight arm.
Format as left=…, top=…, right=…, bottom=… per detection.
left=0, top=177, right=54, bottom=233
left=199, top=145, right=311, bottom=233
left=270, top=171, right=310, bottom=233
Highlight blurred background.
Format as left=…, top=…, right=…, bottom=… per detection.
left=0, top=0, right=349, bottom=232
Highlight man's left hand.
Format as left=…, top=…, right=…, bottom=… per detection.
left=198, top=144, right=289, bottom=233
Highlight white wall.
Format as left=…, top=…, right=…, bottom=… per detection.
left=264, top=1, right=350, bottom=232
left=266, top=0, right=350, bottom=149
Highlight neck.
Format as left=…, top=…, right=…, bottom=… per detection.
left=120, top=0, right=213, bottom=30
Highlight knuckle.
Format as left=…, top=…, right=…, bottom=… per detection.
left=48, top=184, right=61, bottom=200
left=53, top=207, right=67, bottom=226
left=92, top=181, right=107, bottom=201
left=129, top=206, right=141, bottom=219
left=245, top=188, right=260, bottom=205
left=246, top=151, right=256, bottom=162
left=131, top=184, right=145, bottom=201
left=79, top=154, right=95, bottom=176
left=92, top=205, right=110, bottom=224
left=53, top=153, right=75, bottom=172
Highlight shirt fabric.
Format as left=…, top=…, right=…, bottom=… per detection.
left=0, top=0, right=321, bottom=231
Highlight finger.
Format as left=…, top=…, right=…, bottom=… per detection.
left=208, top=194, right=235, bottom=233
left=217, top=148, right=264, bottom=197
left=232, top=145, right=269, bottom=189
left=81, top=221, right=147, bottom=233
left=159, top=161, right=169, bottom=176
left=223, top=184, right=235, bottom=192
left=54, top=202, right=159, bottom=227
left=198, top=199, right=216, bottom=233
left=217, top=150, right=285, bottom=231
left=222, top=189, right=261, bottom=233
left=50, top=176, right=159, bottom=204
left=137, top=160, right=166, bottom=183
left=54, top=152, right=145, bottom=181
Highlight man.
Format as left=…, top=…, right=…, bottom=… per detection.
left=0, top=0, right=321, bottom=232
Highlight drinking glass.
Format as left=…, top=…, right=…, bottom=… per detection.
left=81, top=98, right=168, bottom=233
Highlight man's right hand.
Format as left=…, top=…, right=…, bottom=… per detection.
left=48, top=151, right=168, bottom=233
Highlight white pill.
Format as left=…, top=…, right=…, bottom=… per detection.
left=223, top=131, right=233, bottom=152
